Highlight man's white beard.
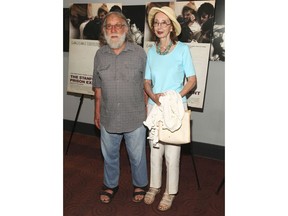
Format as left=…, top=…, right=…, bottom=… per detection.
left=104, top=32, right=126, bottom=49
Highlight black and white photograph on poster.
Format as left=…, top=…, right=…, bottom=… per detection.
left=67, top=3, right=122, bottom=96
left=122, top=5, right=146, bottom=47
left=210, top=0, right=225, bottom=61
left=176, top=0, right=225, bottom=61
left=176, top=1, right=215, bottom=44
left=69, top=4, right=90, bottom=40
left=175, top=1, right=215, bottom=110
left=69, top=3, right=122, bottom=41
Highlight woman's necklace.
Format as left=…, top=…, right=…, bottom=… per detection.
left=156, top=40, right=173, bottom=55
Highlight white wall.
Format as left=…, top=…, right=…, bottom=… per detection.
left=63, top=0, right=225, bottom=146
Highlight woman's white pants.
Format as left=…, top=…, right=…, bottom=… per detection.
left=146, top=103, right=187, bottom=194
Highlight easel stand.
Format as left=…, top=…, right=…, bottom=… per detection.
left=65, top=94, right=84, bottom=155
left=190, top=140, right=201, bottom=190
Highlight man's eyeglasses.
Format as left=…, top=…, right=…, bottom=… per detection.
left=104, top=23, right=126, bottom=30
left=153, top=21, right=171, bottom=28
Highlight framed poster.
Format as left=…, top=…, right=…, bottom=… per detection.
left=67, top=3, right=122, bottom=95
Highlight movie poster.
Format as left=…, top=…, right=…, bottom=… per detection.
left=175, top=1, right=215, bottom=109
left=143, top=1, right=215, bottom=110
left=67, top=3, right=122, bottom=95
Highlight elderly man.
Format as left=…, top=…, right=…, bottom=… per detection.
left=92, top=11, right=148, bottom=204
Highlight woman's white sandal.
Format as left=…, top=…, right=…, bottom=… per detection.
left=158, top=193, right=175, bottom=211
left=144, top=187, right=160, bottom=205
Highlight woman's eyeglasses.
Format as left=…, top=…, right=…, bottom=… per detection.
left=153, top=21, right=171, bottom=28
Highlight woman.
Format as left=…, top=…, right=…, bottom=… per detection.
left=143, top=6, right=197, bottom=211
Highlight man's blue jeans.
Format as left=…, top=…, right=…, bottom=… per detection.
left=100, top=124, right=148, bottom=189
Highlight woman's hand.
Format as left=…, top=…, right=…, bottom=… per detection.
left=144, top=79, right=164, bottom=106
left=152, top=93, right=165, bottom=106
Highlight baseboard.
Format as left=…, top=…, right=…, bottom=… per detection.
left=64, top=119, right=225, bottom=161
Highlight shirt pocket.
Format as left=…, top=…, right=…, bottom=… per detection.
left=97, top=64, right=113, bottom=81
left=123, top=62, right=142, bottom=81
